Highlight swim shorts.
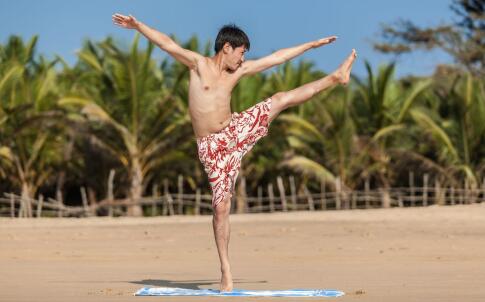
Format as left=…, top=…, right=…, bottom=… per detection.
left=196, top=98, right=272, bottom=209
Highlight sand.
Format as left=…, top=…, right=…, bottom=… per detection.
left=1, top=203, right=485, bottom=302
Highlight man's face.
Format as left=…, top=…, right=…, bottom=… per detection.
left=226, top=44, right=246, bottom=71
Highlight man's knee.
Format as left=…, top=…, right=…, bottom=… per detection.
left=271, top=92, right=290, bottom=109
left=213, top=193, right=232, bottom=217
left=269, top=92, right=289, bottom=121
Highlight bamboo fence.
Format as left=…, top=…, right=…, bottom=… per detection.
left=1, top=171, right=484, bottom=218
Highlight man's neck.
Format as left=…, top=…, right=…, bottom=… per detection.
left=210, top=54, right=230, bottom=75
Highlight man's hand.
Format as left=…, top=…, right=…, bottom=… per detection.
left=312, top=36, right=338, bottom=48
left=112, top=13, right=140, bottom=30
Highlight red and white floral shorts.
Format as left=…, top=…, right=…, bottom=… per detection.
left=196, top=98, right=272, bottom=209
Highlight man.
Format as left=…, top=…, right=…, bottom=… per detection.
left=113, top=13, right=356, bottom=292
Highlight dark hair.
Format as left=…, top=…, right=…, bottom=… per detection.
left=214, top=24, right=250, bottom=54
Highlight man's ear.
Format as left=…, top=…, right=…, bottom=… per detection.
left=222, top=42, right=232, bottom=54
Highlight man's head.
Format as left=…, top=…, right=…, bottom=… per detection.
left=214, top=24, right=250, bottom=71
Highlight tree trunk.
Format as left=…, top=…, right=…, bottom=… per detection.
left=127, top=160, right=144, bottom=217
left=20, top=182, right=34, bottom=217
left=381, top=187, right=391, bottom=208
left=236, top=174, right=247, bottom=214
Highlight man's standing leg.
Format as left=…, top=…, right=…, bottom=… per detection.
left=212, top=194, right=233, bottom=292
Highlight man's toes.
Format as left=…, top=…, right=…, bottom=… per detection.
left=346, top=51, right=357, bottom=71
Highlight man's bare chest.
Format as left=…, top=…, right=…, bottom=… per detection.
left=190, top=64, right=239, bottom=93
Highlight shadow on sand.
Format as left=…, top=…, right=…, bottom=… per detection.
left=131, top=278, right=268, bottom=290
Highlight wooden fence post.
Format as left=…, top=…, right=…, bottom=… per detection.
left=364, top=178, right=370, bottom=208
left=277, top=176, right=288, bottom=212
left=81, top=186, right=89, bottom=217
left=409, top=171, right=415, bottom=207
left=303, top=185, right=315, bottom=211
left=257, top=186, right=263, bottom=211
left=163, top=178, right=175, bottom=216
left=335, top=177, right=341, bottom=210
left=482, top=177, right=485, bottom=203
left=320, top=178, right=327, bottom=210
left=423, top=174, right=429, bottom=206
left=10, top=194, right=14, bottom=218
left=470, top=180, right=478, bottom=204
left=36, top=194, right=44, bottom=218
left=107, top=169, right=115, bottom=217
left=56, top=189, right=63, bottom=216
left=397, top=191, right=404, bottom=207
left=195, top=188, right=201, bottom=215
left=18, top=195, right=24, bottom=218
left=177, top=175, right=183, bottom=214
left=450, top=186, right=455, bottom=205
left=459, top=180, right=464, bottom=204
left=289, top=176, right=297, bottom=211
left=268, top=183, right=275, bottom=212
left=152, top=184, right=159, bottom=216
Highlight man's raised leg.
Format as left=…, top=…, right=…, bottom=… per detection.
left=267, top=49, right=357, bottom=121
left=212, top=194, right=233, bottom=292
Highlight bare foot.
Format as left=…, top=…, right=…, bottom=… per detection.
left=219, top=270, right=233, bottom=292
left=333, top=49, right=357, bottom=85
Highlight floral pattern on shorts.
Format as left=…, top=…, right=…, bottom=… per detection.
left=196, top=98, right=272, bottom=209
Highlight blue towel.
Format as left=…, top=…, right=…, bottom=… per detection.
left=134, top=287, right=345, bottom=297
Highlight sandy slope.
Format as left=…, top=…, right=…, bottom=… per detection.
left=1, top=203, right=484, bottom=302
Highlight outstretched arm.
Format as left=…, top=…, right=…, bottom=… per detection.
left=112, top=13, right=203, bottom=70
left=240, top=36, right=337, bottom=76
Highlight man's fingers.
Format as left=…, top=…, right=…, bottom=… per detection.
left=112, top=17, right=126, bottom=26
left=112, top=13, right=131, bottom=22
left=113, top=13, right=126, bottom=19
left=112, top=16, right=126, bottom=23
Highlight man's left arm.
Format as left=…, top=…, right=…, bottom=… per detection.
left=240, top=36, right=337, bottom=76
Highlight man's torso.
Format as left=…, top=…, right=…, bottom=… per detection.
left=188, top=57, right=241, bottom=139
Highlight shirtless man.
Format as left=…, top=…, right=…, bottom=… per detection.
left=112, top=13, right=356, bottom=292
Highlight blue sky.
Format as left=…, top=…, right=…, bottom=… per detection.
left=1, top=0, right=455, bottom=78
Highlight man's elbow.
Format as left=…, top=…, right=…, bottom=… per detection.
left=158, top=40, right=178, bottom=52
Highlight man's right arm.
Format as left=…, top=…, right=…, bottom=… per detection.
left=112, top=14, right=203, bottom=70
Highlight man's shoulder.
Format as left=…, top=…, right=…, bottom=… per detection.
left=197, top=56, right=210, bottom=64
left=192, top=56, right=210, bottom=71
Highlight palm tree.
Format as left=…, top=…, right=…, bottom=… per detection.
left=0, top=36, right=66, bottom=213
left=409, top=72, right=485, bottom=188
left=59, top=34, right=199, bottom=216
left=278, top=61, right=432, bottom=208
left=350, top=62, right=432, bottom=189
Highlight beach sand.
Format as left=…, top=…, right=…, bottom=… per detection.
left=1, top=203, right=484, bottom=302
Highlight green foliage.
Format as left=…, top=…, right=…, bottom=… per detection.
left=374, top=0, right=485, bottom=77
left=1, top=34, right=484, bottom=204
